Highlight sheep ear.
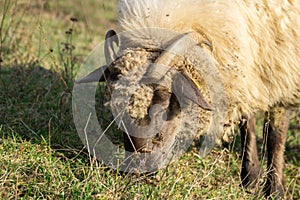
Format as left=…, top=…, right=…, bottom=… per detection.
left=75, top=66, right=110, bottom=83
left=172, top=71, right=212, bottom=111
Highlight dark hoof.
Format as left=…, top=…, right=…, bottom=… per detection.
left=264, top=181, right=285, bottom=199
left=240, top=164, right=261, bottom=189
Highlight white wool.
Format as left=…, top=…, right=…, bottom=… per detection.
left=117, top=0, right=300, bottom=126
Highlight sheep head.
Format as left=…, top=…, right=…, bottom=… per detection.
left=75, top=29, right=226, bottom=173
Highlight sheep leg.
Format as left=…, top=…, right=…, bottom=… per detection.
left=263, top=107, right=291, bottom=197
left=240, top=115, right=261, bottom=188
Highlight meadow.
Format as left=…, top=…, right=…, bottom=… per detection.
left=0, top=1, right=299, bottom=199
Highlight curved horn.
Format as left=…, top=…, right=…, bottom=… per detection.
left=75, top=30, right=119, bottom=84
left=142, top=33, right=211, bottom=110
left=143, top=32, right=226, bottom=154
left=105, top=29, right=119, bottom=64
left=162, top=33, right=226, bottom=157
left=142, top=33, right=190, bottom=81
left=155, top=33, right=191, bottom=65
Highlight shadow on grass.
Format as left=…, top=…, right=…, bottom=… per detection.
left=0, top=64, right=85, bottom=158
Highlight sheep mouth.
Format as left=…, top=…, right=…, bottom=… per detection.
left=122, top=125, right=181, bottom=173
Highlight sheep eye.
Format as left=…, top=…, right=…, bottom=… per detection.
left=109, top=71, right=120, bottom=81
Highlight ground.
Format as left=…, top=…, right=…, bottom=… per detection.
left=0, top=1, right=299, bottom=199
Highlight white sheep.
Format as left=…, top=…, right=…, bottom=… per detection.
left=77, top=0, right=300, bottom=198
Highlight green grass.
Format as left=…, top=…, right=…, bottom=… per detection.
left=0, top=1, right=299, bottom=199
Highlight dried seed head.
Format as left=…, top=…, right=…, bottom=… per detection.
left=70, top=17, right=78, bottom=22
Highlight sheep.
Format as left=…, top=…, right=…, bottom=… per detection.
left=76, top=0, right=300, bottom=198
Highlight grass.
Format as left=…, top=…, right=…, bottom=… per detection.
left=0, top=1, right=299, bottom=199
